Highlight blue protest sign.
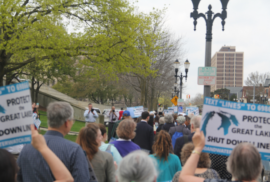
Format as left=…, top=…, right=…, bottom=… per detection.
left=127, top=106, right=144, bottom=118
left=0, top=82, right=32, bottom=148
left=201, top=97, right=270, bottom=161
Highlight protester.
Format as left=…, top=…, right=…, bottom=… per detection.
left=172, top=143, right=220, bottom=182
left=0, top=149, right=18, bottom=182
left=162, top=114, right=175, bottom=132
left=77, top=123, right=115, bottom=182
left=173, top=113, right=178, bottom=124
left=184, top=113, right=194, bottom=130
left=154, top=115, right=160, bottom=127
left=84, top=103, right=98, bottom=126
left=32, top=102, right=39, bottom=114
left=133, top=111, right=154, bottom=154
left=116, top=151, right=157, bottom=182
left=98, top=124, right=122, bottom=165
left=156, top=117, right=165, bottom=132
left=179, top=129, right=263, bottom=182
left=169, top=116, right=191, bottom=137
left=17, top=102, right=93, bottom=182
left=1, top=124, right=74, bottom=182
left=118, top=107, right=124, bottom=120
left=136, top=116, right=142, bottom=123
left=150, top=130, right=182, bottom=182
left=209, top=154, right=232, bottom=180
left=174, top=115, right=201, bottom=161
left=30, top=125, right=74, bottom=182
left=110, top=110, right=132, bottom=140
left=110, top=119, right=140, bottom=157
left=148, top=115, right=154, bottom=127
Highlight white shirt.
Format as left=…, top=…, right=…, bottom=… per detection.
left=84, top=109, right=98, bottom=122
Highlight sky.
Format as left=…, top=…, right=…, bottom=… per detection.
left=132, top=0, right=270, bottom=100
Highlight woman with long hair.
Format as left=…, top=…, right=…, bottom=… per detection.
left=150, top=130, right=182, bottom=182
left=77, top=123, right=115, bottom=182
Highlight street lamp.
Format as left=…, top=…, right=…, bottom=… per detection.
left=174, top=59, right=190, bottom=99
left=190, top=0, right=229, bottom=98
left=174, top=83, right=180, bottom=97
left=260, top=94, right=268, bottom=104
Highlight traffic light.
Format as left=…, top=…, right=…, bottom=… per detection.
left=186, top=94, right=190, bottom=99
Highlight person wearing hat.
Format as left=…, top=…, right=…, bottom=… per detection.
left=109, top=110, right=131, bottom=141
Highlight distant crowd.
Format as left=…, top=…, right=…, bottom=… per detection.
left=0, top=102, right=264, bottom=182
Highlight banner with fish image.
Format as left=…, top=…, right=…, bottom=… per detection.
left=201, top=97, right=270, bottom=161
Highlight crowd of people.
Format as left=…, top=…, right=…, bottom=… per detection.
left=0, top=101, right=265, bottom=182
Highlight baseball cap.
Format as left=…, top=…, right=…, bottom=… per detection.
left=123, top=110, right=130, bottom=116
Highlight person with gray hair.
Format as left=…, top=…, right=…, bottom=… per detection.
left=156, top=117, right=165, bottom=132
left=174, top=116, right=201, bottom=161
left=116, top=150, right=157, bottom=182
left=179, top=129, right=263, bottom=182
left=169, top=116, right=191, bottom=137
left=162, top=114, right=175, bottom=132
left=17, top=102, right=96, bottom=182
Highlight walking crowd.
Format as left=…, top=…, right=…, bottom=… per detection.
left=0, top=101, right=264, bottom=182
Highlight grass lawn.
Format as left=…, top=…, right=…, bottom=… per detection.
left=39, top=110, right=85, bottom=132
left=39, top=130, right=78, bottom=142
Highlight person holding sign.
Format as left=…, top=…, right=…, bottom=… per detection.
left=179, top=129, right=263, bottom=182
left=84, top=103, right=98, bottom=126
left=17, top=102, right=95, bottom=182
left=0, top=124, right=74, bottom=182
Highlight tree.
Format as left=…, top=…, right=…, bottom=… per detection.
left=121, top=8, right=184, bottom=110
left=245, top=71, right=270, bottom=86
left=0, top=0, right=156, bottom=86
left=189, top=93, right=204, bottom=106
left=212, top=88, right=230, bottom=100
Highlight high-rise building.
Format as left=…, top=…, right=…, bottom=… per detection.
left=211, top=46, right=244, bottom=92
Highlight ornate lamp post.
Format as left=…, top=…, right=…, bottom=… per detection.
left=260, top=94, right=268, bottom=105
left=190, top=0, right=229, bottom=98
left=174, top=59, right=190, bottom=99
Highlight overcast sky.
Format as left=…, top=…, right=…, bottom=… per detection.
left=133, top=0, right=270, bottom=100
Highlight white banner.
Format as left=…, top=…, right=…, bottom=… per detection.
left=0, top=82, right=32, bottom=148
left=168, top=106, right=178, bottom=113
left=164, top=109, right=174, bottom=115
left=127, top=106, right=144, bottom=118
left=201, top=97, right=270, bottom=161
left=186, top=106, right=199, bottom=116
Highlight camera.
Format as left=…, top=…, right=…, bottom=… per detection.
left=91, top=109, right=94, bottom=112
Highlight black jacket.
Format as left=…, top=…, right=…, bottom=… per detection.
left=133, top=121, right=154, bottom=154
left=162, top=123, right=175, bottom=132
left=174, top=132, right=194, bottom=161
left=156, top=124, right=164, bottom=132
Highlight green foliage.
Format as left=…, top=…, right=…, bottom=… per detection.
left=230, top=94, right=237, bottom=101
left=213, top=88, right=230, bottom=100
left=0, top=0, right=158, bottom=86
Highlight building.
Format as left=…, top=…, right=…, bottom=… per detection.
left=211, top=46, right=244, bottom=92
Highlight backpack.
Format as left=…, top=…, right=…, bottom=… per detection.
left=172, top=131, right=183, bottom=149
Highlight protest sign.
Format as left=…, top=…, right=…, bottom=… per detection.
left=186, top=106, right=199, bottom=116
left=168, top=106, right=178, bottom=113
left=201, top=97, right=270, bottom=161
left=127, top=106, right=144, bottom=118
left=178, top=106, right=183, bottom=113
left=0, top=82, right=32, bottom=148
left=32, top=113, right=41, bottom=129
left=163, top=109, right=174, bottom=115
